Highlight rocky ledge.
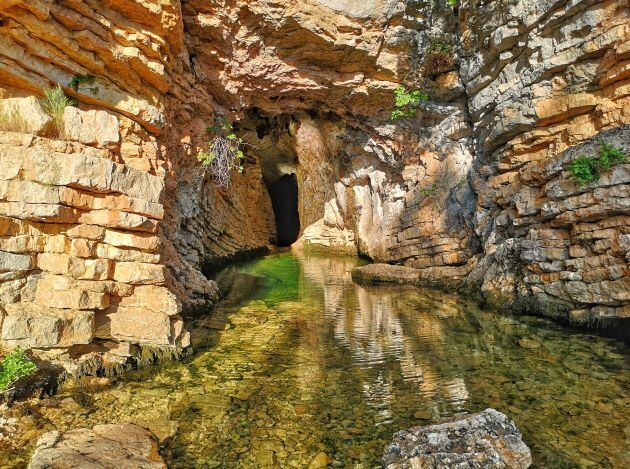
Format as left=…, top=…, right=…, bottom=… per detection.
left=352, top=263, right=423, bottom=286
left=28, top=423, right=166, bottom=469
left=383, top=408, right=532, bottom=469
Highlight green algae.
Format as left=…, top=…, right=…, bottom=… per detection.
left=1, top=252, right=628, bottom=468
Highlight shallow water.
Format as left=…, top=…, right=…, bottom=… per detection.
left=3, top=252, right=629, bottom=468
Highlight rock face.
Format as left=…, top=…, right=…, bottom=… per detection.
left=0, top=0, right=628, bottom=364
left=28, top=423, right=166, bottom=469
left=383, top=409, right=532, bottom=469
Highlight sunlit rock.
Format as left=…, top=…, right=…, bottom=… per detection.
left=383, top=409, right=532, bottom=469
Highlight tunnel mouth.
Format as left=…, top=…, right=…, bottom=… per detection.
left=268, top=174, right=300, bottom=247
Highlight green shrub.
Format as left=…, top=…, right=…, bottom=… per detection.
left=41, top=85, right=73, bottom=137
left=197, top=118, right=247, bottom=188
left=446, top=0, right=457, bottom=6
left=568, top=142, right=627, bottom=186
left=0, top=348, right=37, bottom=391
left=597, top=142, right=626, bottom=170
left=391, top=86, right=428, bottom=120
left=568, top=156, right=597, bottom=185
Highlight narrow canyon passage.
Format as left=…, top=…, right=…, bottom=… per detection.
left=268, top=174, right=300, bottom=247
left=0, top=0, right=628, bottom=467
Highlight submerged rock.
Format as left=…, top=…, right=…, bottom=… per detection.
left=28, top=423, right=166, bottom=469
left=383, top=409, right=532, bottom=468
left=352, top=264, right=423, bottom=285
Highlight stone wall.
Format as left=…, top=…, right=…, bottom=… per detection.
left=460, top=0, right=630, bottom=324
left=0, top=0, right=628, bottom=369
left=0, top=0, right=276, bottom=370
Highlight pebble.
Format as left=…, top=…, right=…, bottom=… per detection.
left=413, top=410, right=432, bottom=420
left=308, top=452, right=330, bottom=468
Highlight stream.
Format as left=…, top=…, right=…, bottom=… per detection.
left=2, top=251, right=629, bottom=468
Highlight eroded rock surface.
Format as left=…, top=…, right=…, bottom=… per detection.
left=28, top=423, right=166, bottom=469
left=383, top=408, right=532, bottom=469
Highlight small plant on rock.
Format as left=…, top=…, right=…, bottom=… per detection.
left=391, top=86, right=428, bottom=120
left=423, top=36, right=454, bottom=76
left=197, top=117, right=248, bottom=188
left=0, top=102, right=28, bottom=133
left=596, top=142, right=626, bottom=170
left=68, top=74, right=99, bottom=95
left=568, top=142, right=627, bottom=186
left=0, top=348, right=37, bottom=392
left=568, top=156, right=597, bottom=185
left=41, top=85, right=73, bottom=137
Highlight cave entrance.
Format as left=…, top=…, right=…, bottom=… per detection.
left=268, top=174, right=300, bottom=247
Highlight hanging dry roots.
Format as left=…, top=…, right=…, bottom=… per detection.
left=198, top=135, right=245, bottom=188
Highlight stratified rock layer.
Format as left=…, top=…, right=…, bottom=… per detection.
left=383, top=409, right=532, bottom=469
left=0, top=0, right=627, bottom=364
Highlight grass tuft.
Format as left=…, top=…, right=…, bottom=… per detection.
left=40, top=85, right=73, bottom=137
left=0, top=102, right=29, bottom=133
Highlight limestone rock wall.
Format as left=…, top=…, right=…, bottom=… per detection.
left=460, top=0, right=630, bottom=324
left=0, top=0, right=275, bottom=369
left=0, top=0, right=628, bottom=367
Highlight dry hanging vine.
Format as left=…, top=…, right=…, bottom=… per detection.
left=197, top=118, right=248, bottom=188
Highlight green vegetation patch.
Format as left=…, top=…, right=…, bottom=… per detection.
left=68, top=74, right=99, bottom=95
left=41, top=85, right=73, bottom=137
left=391, top=86, right=428, bottom=120
left=568, top=142, right=626, bottom=186
left=0, top=348, right=37, bottom=392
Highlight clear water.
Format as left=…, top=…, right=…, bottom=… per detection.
left=2, top=252, right=629, bottom=468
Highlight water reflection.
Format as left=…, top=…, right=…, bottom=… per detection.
left=1, top=252, right=628, bottom=468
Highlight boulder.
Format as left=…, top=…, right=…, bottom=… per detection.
left=28, top=423, right=166, bottom=469
left=383, top=409, right=532, bottom=469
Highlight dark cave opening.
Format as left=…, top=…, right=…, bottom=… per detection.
left=268, top=174, right=300, bottom=247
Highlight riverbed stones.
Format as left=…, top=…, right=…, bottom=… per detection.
left=383, top=409, right=532, bottom=469
left=27, top=423, right=166, bottom=469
